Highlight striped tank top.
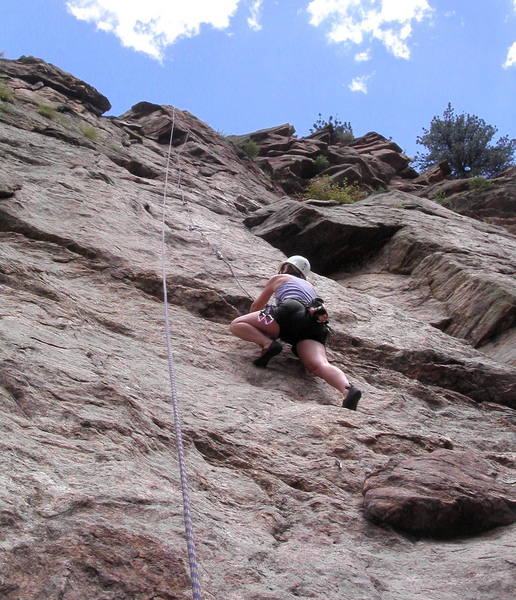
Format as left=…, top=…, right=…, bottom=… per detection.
left=275, top=277, right=317, bottom=305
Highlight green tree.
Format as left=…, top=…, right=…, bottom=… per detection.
left=415, top=103, right=515, bottom=178
left=310, top=113, right=354, bottom=144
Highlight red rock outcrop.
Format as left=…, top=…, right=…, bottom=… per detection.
left=0, top=57, right=515, bottom=600
left=232, top=125, right=416, bottom=194
left=418, top=167, right=516, bottom=235
left=0, top=55, right=111, bottom=115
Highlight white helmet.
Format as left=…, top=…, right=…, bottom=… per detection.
left=279, top=255, right=311, bottom=278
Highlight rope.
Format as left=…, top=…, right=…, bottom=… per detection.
left=161, top=108, right=204, bottom=600
left=181, top=188, right=253, bottom=301
left=166, top=129, right=252, bottom=302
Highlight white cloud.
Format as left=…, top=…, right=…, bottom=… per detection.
left=247, top=0, right=263, bottom=31
left=503, top=41, right=516, bottom=68
left=66, top=0, right=243, bottom=60
left=307, top=0, right=433, bottom=59
left=354, top=49, right=371, bottom=61
left=348, top=73, right=373, bottom=93
left=503, top=2, right=516, bottom=67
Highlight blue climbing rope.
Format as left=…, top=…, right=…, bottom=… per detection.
left=161, top=108, right=204, bottom=600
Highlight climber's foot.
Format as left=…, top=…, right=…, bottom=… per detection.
left=342, top=386, right=361, bottom=410
left=253, top=340, right=282, bottom=368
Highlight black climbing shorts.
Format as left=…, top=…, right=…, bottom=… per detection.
left=271, top=299, right=329, bottom=356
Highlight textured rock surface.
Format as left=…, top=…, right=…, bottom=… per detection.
left=0, top=55, right=111, bottom=115
left=420, top=167, right=516, bottom=235
left=363, top=449, right=516, bottom=537
left=0, top=57, right=515, bottom=600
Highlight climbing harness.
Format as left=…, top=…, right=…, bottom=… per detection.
left=161, top=108, right=204, bottom=600
left=258, top=304, right=275, bottom=325
left=258, top=296, right=329, bottom=331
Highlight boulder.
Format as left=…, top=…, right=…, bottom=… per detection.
left=327, top=165, right=363, bottom=185
left=349, top=131, right=404, bottom=154
left=256, top=155, right=317, bottom=192
left=325, top=150, right=396, bottom=185
left=370, top=148, right=410, bottom=171
left=257, top=137, right=293, bottom=155
left=413, top=160, right=451, bottom=185
left=248, top=123, right=295, bottom=142
left=289, top=139, right=327, bottom=158
left=363, top=449, right=516, bottom=537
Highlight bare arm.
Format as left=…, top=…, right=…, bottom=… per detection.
left=250, top=274, right=291, bottom=312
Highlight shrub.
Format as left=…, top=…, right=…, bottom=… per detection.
left=433, top=191, right=447, bottom=204
left=310, top=113, right=354, bottom=144
left=335, top=130, right=354, bottom=145
left=303, top=175, right=366, bottom=204
left=37, top=104, right=58, bottom=119
left=0, top=82, right=14, bottom=103
left=468, top=177, right=494, bottom=191
left=80, top=124, right=99, bottom=141
left=314, top=154, right=330, bottom=173
left=240, top=138, right=259, bottom=159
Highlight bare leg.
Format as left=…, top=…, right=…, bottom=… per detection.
left=230, top=311, right=280, bottom=350
left=296, top=339, right=350, bottom=393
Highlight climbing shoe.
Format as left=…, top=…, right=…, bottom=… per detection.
left=342, top=386, right=361, bottom=410
left=253, top=341, right=282, bottom=368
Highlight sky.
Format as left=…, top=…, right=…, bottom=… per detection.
left=1, top=0, right=515, bottom=159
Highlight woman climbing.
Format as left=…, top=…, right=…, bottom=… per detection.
left=230, top=255, right=362, bottom=410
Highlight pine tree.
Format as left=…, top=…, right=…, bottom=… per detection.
left=415, top=103, right=515, bottom=178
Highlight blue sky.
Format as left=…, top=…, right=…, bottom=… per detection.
left=1, top=0, right=515, bottom=158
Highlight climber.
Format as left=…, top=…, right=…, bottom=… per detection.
left=230, top=255, right=362, bottom=410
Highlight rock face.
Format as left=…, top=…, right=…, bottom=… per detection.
left=391, top=164, right=516, bottom=236
left=419, top=167, right=516, bottom=235
left=245, top=194, right=516, bottom=375
left=0, top=57, right=515, bottom=600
